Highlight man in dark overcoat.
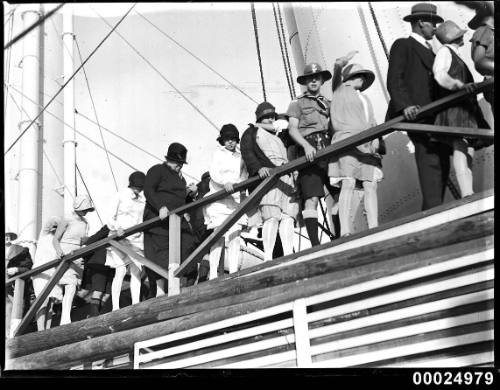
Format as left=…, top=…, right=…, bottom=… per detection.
left=143, top=142, right=196, bottom=298
left=386, top=3, right=452, bottom=210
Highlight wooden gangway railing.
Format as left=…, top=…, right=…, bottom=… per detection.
left=5, top=78, right=494, bottom=337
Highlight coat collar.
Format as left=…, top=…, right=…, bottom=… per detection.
left=408, top=35, right=435, bottom=69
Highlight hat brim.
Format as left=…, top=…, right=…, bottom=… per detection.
left=256, top=108, right=278, bottom=122
left=297, top=70, right=332, bottom=85
left=468, top=14, right=486, bottom=29
left=5, top=232, right=18, bottom=240
left=345, top=70, right=375, bottom=92
left=216, top=136, right=240, bottom=146
left=165, top=156, right=188, bottom=164
left=403, top=13, right=444, bottom=23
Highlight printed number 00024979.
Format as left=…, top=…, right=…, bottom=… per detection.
left=412, top=371, right=494, bottom=386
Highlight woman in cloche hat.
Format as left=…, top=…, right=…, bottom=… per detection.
left=52, top=194, right=95, bottom=325
left=328, top=51, right=384, bottom=237
left=432, top=20, right=490, bottom=199
left=203, top=124, right=247, bottom=279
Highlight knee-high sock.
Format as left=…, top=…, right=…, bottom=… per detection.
left=209, top=238, right=224, bottom=280
left=453, top=147, right=473, bottom=197
left=339, top=179, right=356, bottom=236
left=303, top=209, right=319, bottom=246
left=227, top=229, right=241, bottom=273
left=156, top=279, right=166, bottom=297
left=129, top=264, right=142, bottom=305
left=279, top=216, right=295, bottom=256
left=362, top=181, right=379, bottom=229
left=89, top=297, right=101, bottom=317
left=111, top=266, right=127, bottom=311
left=262, top=218, right=279, bottom=261
left=60, top=284, right=76, bottom=325
left=35, top=297, right=50, bottom=331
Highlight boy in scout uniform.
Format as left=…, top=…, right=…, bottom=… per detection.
left=287, top=63, right=338, bottom=247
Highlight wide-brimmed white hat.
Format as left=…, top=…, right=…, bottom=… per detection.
left=342, top=63, right=375, bottom=91
left=73, top=194, right=95, bottom=212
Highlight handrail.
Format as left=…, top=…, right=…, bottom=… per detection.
left=5, top=78, right=493, bottom=336
left=5, top=77, right=494, bottom=287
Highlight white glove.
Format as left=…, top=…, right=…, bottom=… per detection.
left=273, top=119, right=289, bottom=134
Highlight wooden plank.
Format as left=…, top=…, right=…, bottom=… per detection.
left=6, top=220, right=492, bottom=360
left=292, top=298, right=312, bottom=367
left=137, top=317, right=294, bottom=365
left=217, top=351, right=298, bottom=369
left=310, top=310, right=493, bottom=357
left=168, top=214, right=181, bottom=296
left=380, top=351, right=494, bottom=368
left=108, top=240, right=169, bottom=280
left=307, top=266, right=494, bottom=324
left=6, top=236, right=492, bottom=369
left=312, top=327, right=493, bottom=368
left=13, top=260, right=70, bottom=336
left=9, top=279, right=25, bottom=338
left=391, top=123, right=494, bottom=139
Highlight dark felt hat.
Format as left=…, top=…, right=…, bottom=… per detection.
left=128, top=171, right=146, bottom=189
left=297, top=63, right=332, bottom=85
left=255, top=101, right=277, bottom=122
left=165, top=142, right=188, bottom=164
left=457, top=1, right=494, bottom=29
left=217, top=124, right=240, bottom=146
left=403, top=3, right=444, bottom=23
left=201, top=171, right=210, bottom=181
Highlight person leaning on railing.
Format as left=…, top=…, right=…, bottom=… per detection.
left=142, top=142, right=197, bottom=298
left=432, top=20, right=491, bottom=198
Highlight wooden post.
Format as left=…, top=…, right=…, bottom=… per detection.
left=168, top=214, right=181, bottom=296
left=292, top=298, right=312, bottom=367
left=9, top=279, right=25, bottom=338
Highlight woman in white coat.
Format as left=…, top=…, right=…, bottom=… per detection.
left=105, top=171, right=146, bottom=311
left=204, top=124, right=247, bottom=279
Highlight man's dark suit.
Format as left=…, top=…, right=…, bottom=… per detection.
left=386, top=36, right=451, bottom=210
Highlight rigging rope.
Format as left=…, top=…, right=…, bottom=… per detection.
left=74, top=36, right=119, bottom=191
left=93, top=7, right=219, bottom=133
left=276, top=3, right=296, bottom=99
left=76, top=164, right=104, bottom=225
left=357, top=4, right=390, bottom=103
left=6, top=83, right=139, bottom=171
left=4, top=3, right=137, bottom=156
left=4, top=5, right=15, bottom=119
left=368, top=2, right=389, bottom=59
left=272, top=2, right=294, bottom=100
left=251, top=3, right=267, bottom=102
left=7, top=83, right=200, bottom=183
left=134, top=10, right=259, bottom=105
left=4, top=3, right=65, bottom=50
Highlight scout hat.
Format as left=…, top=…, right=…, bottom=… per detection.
left=217, top=124, right=240, bottom=145
left=255, top=101, right=277, bottom=122
left=166, top=142, right=188, bottom=164
left=128, top=171, right=146, bottom=189
left=403, top=3, right=444, bottom=23
left=73, top=194, right=95, bottom=212
left=297, top=62, right=332, bottom=85
left=435, top=20, right=467, bottom=44
left=342, top=63, right=375, bottom=91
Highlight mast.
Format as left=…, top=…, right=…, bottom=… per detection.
left=17, top=4, right=43, bottom=256
left=282, top=4, right=305, bottom=94
left=62, top=4, right=77, bottom=215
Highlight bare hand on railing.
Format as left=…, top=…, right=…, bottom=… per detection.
left=304, top=143, right=317, bottom=162
left=74, top=258, right=84, bottom=267
left=224, top=182, right=234, bottom=193
left=403, top=105, right=421, bottom=121
left=115, top=228, right=125, bottom=237
left=462, top=82, right=477, bottom=94
left=159, top=206, right=169, bottom=220
left=258, top=167, right=271, bottom=178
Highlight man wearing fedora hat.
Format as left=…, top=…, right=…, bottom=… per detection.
left=143, top=142, right=197, bottom=298
left=286, top=62, right=337, bottom=247
left=386, top=2, right=452, bottom=211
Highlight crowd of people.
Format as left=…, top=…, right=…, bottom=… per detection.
left=5, top=3, right=494, bottom=334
